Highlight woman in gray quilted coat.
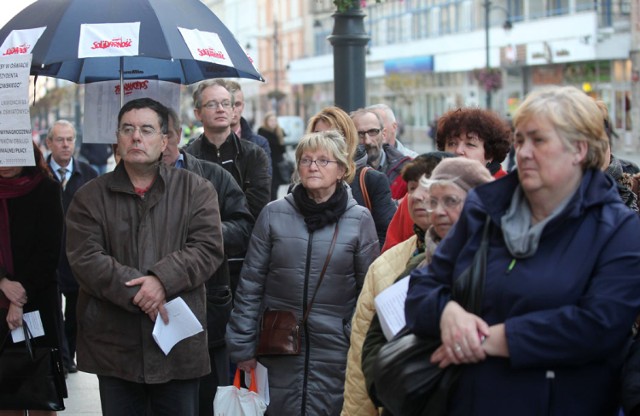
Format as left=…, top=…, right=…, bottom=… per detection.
left=226, top=130, right=380, bottom=415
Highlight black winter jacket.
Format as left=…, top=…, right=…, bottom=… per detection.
left=47, top=156, right=98, bottom=292
left=179, top=151, right=255, bottom=347
left=240, top=117, right=272, bottom=175
left=351, top=167, right=396, bottom=248
left=184, top=132, right=271, bottom=219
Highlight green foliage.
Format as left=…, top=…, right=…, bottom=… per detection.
left=334, top=0, right=384, bottom=12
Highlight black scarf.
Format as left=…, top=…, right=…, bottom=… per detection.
left=293, top=183, right=348, bottom=232
left=412, top=224, right=427, bottom=255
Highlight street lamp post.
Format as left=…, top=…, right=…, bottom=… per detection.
left=273, top=19, right=280, bottom=115
left=483, top=0, right=512, bottom=110
left=328, top=2, right=370, bottom=113
left=484, top=0, right=492, bottom=109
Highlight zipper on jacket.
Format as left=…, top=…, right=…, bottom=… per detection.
left=300, top=232, right=314, bottom=416
left=546, top=370, right=555, bottom=415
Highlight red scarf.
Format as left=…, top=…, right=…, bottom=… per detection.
left=0, top=172, right=44, bottom=308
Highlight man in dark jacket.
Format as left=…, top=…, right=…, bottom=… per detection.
left=66, top=98, right=223, bottom=416
left=184, top=79, right=271, bottom=220
left=164, top=108, right=254, bottom=416
left=46, top=119, right=98, bottom=375
left=226, top=80, right=272, bottom=175
left=351, top=109, right=412, bottom=200
left=79, top=142, right=113, bottom=175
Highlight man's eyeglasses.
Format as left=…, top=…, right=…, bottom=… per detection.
left=202, top=100, right=232, bottom=110
left=299, top=158, right=338, bottom=168
left=426, top=195, right=464, bottom=213
left=117, top=126, right=161, bottom=139
left=357, top=128, right=381, bottom=139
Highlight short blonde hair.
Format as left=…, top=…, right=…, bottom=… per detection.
left=513, top=86, right=607, bottom=170
left=294, top=130, right=354, bottom=183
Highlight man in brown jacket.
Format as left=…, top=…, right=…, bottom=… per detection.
left=66, top=98, right=224, bottom=416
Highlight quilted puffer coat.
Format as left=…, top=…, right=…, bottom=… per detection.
left=226, top=185, right=379, bottom=415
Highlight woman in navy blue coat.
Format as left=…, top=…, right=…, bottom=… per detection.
left=405, top=86, right=640, bottom=415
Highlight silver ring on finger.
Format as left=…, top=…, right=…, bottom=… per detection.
left=454, top=344, right=463, bottom=353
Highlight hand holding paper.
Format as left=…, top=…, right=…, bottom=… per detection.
left=11, top=310, right=45, bottom=342
left=152, top=297, right=203, bottom=355
left=374, top=276, right=410, bottom=340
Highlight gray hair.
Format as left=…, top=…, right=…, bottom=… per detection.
left=349, top=108, right=384, bottom=129
left=47, top=120, right=76, bottom=141
left=366, top=103, right=396, bottom=123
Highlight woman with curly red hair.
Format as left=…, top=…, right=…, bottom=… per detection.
left=436, top=107, right=512, bottom=178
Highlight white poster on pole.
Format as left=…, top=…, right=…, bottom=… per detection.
left=0, top=54, right=34, bottom=167
left=83, top=80, right=181, bottom=144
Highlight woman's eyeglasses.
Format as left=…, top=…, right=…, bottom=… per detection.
left=299, top=158, right=338, bottom=168
left=426, top=195, right=464, bottom=213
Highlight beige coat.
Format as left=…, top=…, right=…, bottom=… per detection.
left=341, top=235, right=417, bottom=416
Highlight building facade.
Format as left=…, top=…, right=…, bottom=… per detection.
left=288, top=0, right=633, bottom=148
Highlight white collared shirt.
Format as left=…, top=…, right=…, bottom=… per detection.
left=49, top=158, right=74, bottom=183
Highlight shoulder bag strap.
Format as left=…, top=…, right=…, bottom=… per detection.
left=359, top=167, right=372, bottom=211
left=0, top=320, right=33, bottom=360
left=453, top=215, right=492, bottom=314
left=302, top=223, right=340, bottom=325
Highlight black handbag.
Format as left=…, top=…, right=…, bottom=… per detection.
left=373, top=215, right=492, bottom=416
left=0, top=321, right=66, bottom=411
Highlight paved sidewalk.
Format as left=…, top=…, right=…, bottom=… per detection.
left=60, top=371, right=101, bottom=415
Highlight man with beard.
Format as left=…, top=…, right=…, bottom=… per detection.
left=367, top=103, right=418, bottom=158
left=351, top=108, right=412, bottom=200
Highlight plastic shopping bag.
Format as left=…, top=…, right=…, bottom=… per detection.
left=213, top=368, right=267, bottom=416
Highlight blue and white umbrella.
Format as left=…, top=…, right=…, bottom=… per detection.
left=0, top=0, right=263, bottom=86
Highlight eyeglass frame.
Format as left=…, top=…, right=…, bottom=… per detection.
left=117, top=125, right=164, bottom=139
left=425, top=194, right=465, bottom=213
left=298, top=158, right=339, bottom=168
left=201, top=100, right=233, bottom=110
left=357, top=128, right=382, bottom=139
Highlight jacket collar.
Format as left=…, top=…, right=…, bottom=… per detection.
left=473, top=168, right=620, bottom=225
left=180, top=150, right=204, bottom=176
left=239, top=117, right=254, bottom=140
left=107, top=161, right=167, bottom=205
left=47, top=154, right=75, bottom=176
left=200, top=130, right=244, bottom=159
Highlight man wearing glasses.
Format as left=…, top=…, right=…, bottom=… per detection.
left=185, top=79, right=271, bottom=219
left=351, top=108, right=412, bottom=200
left=45, top=120, right=98, bottom=377
left=66, top=98, right=224, bottom=415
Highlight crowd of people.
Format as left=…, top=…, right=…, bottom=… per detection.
left=2, top=82, right=640, bottom=416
